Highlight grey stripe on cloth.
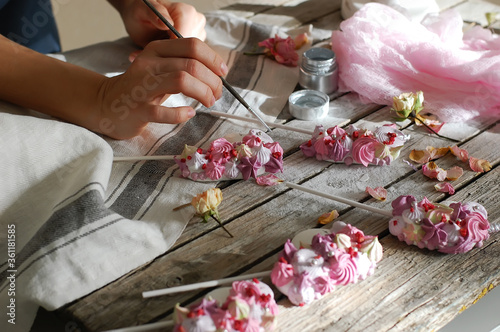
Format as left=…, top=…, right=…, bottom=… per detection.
left=0, top=189, right=116, bottom=287
left=108, top=112, right=217, bottom=219
left=109, top=21, right=276, bottom=220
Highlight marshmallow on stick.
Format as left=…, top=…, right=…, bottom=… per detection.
left=108, top=279, right=278, bottom=332
left=300, top=124, right=409, bottom=166
left=142, top=222, right=383, bottom=307
left=113, top=129, right=284, bottom=182
left=286, top=182, right=497, bottom=254
left=210, top=111, right=409, bottom=166
left=172, top=279, right=278, bottom=332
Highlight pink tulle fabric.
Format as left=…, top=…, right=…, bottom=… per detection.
left=331, top=3, right=500, bottom=122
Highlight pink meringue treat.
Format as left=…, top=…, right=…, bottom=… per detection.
left=271, top=221, right=383, bottom=306
left=173, top=279, right=278, bottom=332
left=300, top=124, right=409, bottom=166
left=175, top=129, right=284, bottom=181
left=389, top=195, right=491, bottom=254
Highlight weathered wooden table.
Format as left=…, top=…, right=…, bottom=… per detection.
left=57, top=0, right=500, bottom=331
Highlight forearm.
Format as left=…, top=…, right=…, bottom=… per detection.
left=0, top=35, right=107, bottom=133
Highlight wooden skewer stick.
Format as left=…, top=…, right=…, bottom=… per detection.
left=285, top=182, right=393, bottom=217
left=113, top=155, right=177, bottom=162
left=142, top=271, right=270, bottom=298
left=103, top=320, right=174, bottom=332
left=210, top=111, right=314, bottom=136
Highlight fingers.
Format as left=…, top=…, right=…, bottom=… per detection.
left=143, top=105, right=196, bottom=124
left=144, top=38, right=229, bottom=77
left=148, top=70, right=221, bottom=108
left=144, top=0, right=173, bottom=31
left=166, top=2, right=207, bottom=39
left=149, top=57, right=224, bottom=99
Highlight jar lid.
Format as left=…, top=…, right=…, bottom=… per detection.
left=289, top=90, right=329, bottom=121
left=302, top=47, right=336, bottom=72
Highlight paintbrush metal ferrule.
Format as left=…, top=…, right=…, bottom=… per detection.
left=142, top=0, right=272, bottom=132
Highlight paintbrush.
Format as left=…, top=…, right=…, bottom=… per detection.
left=142, top=0, right=272, bottom=132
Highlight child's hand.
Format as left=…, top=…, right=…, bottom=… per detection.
left=97, top=38, right=228, bottom=139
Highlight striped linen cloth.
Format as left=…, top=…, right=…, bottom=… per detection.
left=0, top=12, right=317, bottom=331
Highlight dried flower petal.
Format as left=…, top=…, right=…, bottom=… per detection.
left=422, top=162, right=447, bottom=181
left=409, top=149, right=431, bottom=164
left=445, top=166, right=464, bottom=181
left=449, top=145, right=469, bottom=163
left=191, top=188, right=223, bottom=222
left=318, top=210, right=339, bottom=225
left=469, top=157, right=492, bottom=173
left=293, top=32, right=309, bottom=49
left=409, top=146, right=449, bottom=164
left=415, top=113, right=445, bottom=133
left=429, top=146, right=450, bottom=159
left=255, top=174, right=283, bottom=186
left=258, top=34, right=299, bottom=66
left=434, top=182, right=455, bottom=195
left=365, top=186, right=387, bottom=201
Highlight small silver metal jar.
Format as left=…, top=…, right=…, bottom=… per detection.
left=299, top=47, right=338, bottom=95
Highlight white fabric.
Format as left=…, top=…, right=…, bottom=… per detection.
left=341, top=0, right=439, bottom=22
left=0, top=13, right=308, bottom=331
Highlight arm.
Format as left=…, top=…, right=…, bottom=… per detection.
left=0, top=35, right=228, bottom=139
left=0, top=35, right=106, bottom=132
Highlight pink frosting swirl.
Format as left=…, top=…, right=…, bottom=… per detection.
left=311, top=233, right=336, bottom=258
left=336, top=223, right=366, bottom=243
left=351, top=136, right=377, bottom=166
left=265, top=142, right=283, bottom=157
left=441, top=211, right=490, bottom=254
left=271, top=258, right=294, bottom=287
left=210, top=138, right=234, bottom=162
left=328, top=251, right=358, bottom=286
left=327, top=126, right=346, bottom=139
left=230, top=280, right=262, bottom=300
left=327, top=139, right=350, bottom=161
left=242, top=133, right=263, bottom=148
left=314, top=275, right=335, bottom=295
left=313, top=136, right=333, bottom=161
left=205, top=161, right=225, bottom=180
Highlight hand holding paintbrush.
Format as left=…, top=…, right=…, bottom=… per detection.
left=142, top=0, right=273, bottom=132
